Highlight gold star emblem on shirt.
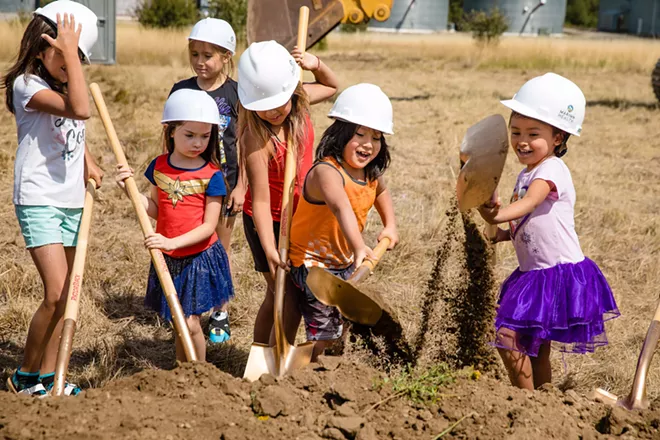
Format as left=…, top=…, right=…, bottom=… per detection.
left=153, top=170, right=210, bottom=208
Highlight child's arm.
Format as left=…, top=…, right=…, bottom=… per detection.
left=374, top=176, right=398, bottom=250
left=144, top=196, right=223, bottom=252
left=242, top=129, right=284, bottom=277
left=291, top=46, right=339, bottom=105
left=115, top=164, right=159, bottom=219
left=479, top=179, right=553, bottom=225
left=27, top=13, right=90, bottom=120
left=306, top=165, right=376, bottom=268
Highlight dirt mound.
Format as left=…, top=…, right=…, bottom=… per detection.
left=1, top=359, right=659, bottom=439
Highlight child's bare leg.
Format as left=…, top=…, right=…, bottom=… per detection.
left=21, top=245, right=75, bottom=373
left=530, top=341, right=552, bottom=389
left=253, top=274, right=275, bottom=344
left=174, top=315, right=205, bottom=362
left=214, top=215, right=236, bottom=315
left=269, top=277, right=303, bottom=346
left=496, top=327, right=534, bottom=390
left=311, top=340, right=336, bottom=362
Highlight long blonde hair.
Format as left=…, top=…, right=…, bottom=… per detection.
left=238, top=82, right=310, bottom=169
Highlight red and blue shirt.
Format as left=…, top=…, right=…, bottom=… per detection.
left=145, top=154, right=226, bottom=258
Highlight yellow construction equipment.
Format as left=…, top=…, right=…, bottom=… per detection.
left=247, top=0, right=394, bottom=50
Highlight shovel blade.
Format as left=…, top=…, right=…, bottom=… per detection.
left=243, top=342, right=315, bottom=382
left=243, top=343, right=278, bottom=382
left=307, top=267, right=384, bottom=326
left=457, top=114, right=509, bottom=212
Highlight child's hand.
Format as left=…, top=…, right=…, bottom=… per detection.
left=227, top=185, right=246, bottom=215
left=354, top=245, right=377, bottom=269
left=144, top=233, right=176, bottom=252
left=478, top=197, right=501, bottom=225
left=41, top=13, right=82, bottom=61
left=378, top=227, right=399, bottom=250
left=265, top=247, right=289, bottom=280
left=491, top=227, right=511, bottom=244
left=291, top=46, right=320, bottom=71
left=115, top=164, right=133, bottom=193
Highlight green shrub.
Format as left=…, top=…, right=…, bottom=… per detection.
left=207, top=0, right=247, bottom=43
left=465, top=8, right=508, bottom=45
left=339, top=20, right=370, bottom=33
left=134, top=0, right=198, bottom=29
left=565, top=0, right=599, bottom=29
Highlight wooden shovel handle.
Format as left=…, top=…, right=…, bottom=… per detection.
left=53, top=179, right=96, bottom=396
left=297, top=6, right=310, bottom=78
left=89, top=83, right=197, bottom=362
left=350, top=237, right=391, bottom=284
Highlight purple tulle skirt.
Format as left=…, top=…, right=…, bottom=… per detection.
left=493, top=258, right=620, bottom=357
left=145, top=240, right=234, bottom=321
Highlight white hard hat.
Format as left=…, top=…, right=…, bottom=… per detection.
left=238, top=41, right=300, bottom=112
left=162, top=89, right=221, bottom=125
left=501, top=72, right=585, bottom=136
left=189, top=18, right=236, bottom=54
left=328, top=83, right=394, bottom=135
left=35, top=0, right=98, bottom=64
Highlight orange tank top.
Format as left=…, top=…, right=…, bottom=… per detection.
left=289, top=157, right=378, bottom=269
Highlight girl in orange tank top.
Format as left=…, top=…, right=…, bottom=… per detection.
left=288, top=84, right=399, bottom=359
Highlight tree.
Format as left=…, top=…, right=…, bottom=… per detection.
left=207, top=0, right=248, bottom=43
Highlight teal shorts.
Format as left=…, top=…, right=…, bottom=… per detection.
left=15, top=205, right=82, bottom=249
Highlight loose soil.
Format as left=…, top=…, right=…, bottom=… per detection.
left=1, top=359, right=659, bottom=439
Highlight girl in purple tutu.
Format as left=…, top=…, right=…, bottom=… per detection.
left=478, top=73, right=620, bottom=390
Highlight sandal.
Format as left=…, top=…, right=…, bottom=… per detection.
left=39, top=373, right=81, bottom=396
left=209, top=310, right=231, bottom=343
left=6, top=370, right=48, bottom=397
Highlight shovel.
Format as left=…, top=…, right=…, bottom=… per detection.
left=594, top=302, right=660, bottom=410
left=52, top=179, right=96, bottom=396
left=242, top=130, right=314, bottom=381
left=306, top=238, right=391, bottom=326
left=243, top=7, right=314, bottom=382
left=456, top=114, right=509, bottom=239
left=89, top=83, right=197, bottom=362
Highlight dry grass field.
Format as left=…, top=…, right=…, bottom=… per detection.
left=1, top=20, right=660, bottom=407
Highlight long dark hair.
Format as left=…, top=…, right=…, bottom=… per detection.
left=162, top=122, right=221, bottom=167
left=315, top=120, right=391, bottom=181
left=2, top=16, right=63, bottom=113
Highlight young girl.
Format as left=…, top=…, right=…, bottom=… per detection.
left=169, top=18, right=242, bottom=343
left=238, top=40, right=338, bottom=344
left=478, top=73, right=620, bottom=390
left=2, top=0, right=102, bottom=396
left=115, top=89, right=233, bottom=362
left=288, top=83, right=398, bottom=358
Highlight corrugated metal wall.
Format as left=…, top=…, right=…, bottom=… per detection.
left=0, top=0, right=35, bottom=13
left=598, top=0, right=660, bottom=36
left=463, top=0, right=567, bottom=35
left=369, top=0, right=449, bottom=32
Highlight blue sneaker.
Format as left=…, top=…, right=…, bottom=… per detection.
left=6, top=370, right=47, bottom=397
left=209, top=310, right=231, bottom=343
left=39, top=372, right=81, bottom=396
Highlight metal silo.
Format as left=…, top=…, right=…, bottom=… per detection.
left=369, top=0, right=449, bottom=33
left=463, top=0, right=567, bottom=35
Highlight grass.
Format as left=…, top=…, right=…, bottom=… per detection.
left=0, top=23, right=659, bottom=403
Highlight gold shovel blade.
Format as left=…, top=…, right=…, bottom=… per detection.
left=307, top=267, right=384, bottom=326
left=243, top=342, right=315, bottom=382
left=456, top=114, right=509, bottom=212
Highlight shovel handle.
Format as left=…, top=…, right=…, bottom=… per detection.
left=350, top=237, right=391, bottom=284
left=484, top=190, right=499, bottom=241
left=53, top=179, right=96, bottom=396
left=89, top=83, right=197, bottom=362
left=297, top=6, right=310, bottom=70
